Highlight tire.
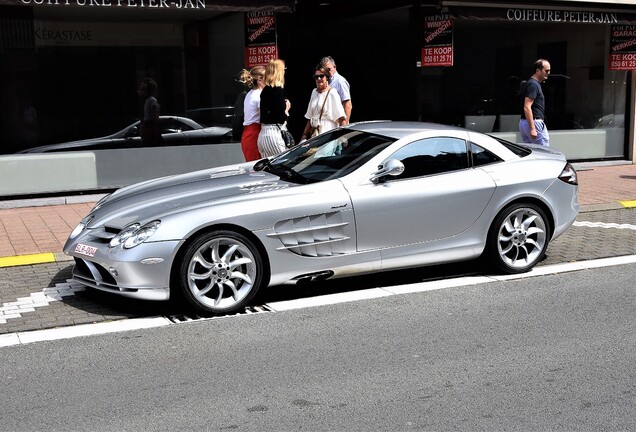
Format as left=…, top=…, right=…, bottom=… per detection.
left=178, top=230, right=264, bottom=314
left=486, top=203, right=549, bottom=274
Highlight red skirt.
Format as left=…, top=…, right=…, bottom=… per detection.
left=241, top=123, right=262, bottom=161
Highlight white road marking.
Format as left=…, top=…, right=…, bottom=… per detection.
left=1, top=317, right=170, bottom=347
left=268, top=255, right=636, bottom=311
left=574, top=221, right=636, bottom=230
left=2, top=254, right=636, bottom=347
left=0, top=281, right=84, bottom=324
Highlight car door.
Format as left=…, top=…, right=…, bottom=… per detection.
left=113, top=124, right=143, bottom=149
left=350, top=137, right=496, bottom=254
left=157, top=117, right=188, bottom=147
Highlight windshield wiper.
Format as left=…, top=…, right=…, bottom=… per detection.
left=273, top=163, right=310, bottom=184
left=254, top=158, right=309, bottom=184
left=253, top=158, right=272, bottom=172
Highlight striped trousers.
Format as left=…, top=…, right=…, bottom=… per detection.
left=258, top=123, right=288, bottom=158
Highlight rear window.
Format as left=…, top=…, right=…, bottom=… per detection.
left=493, top=137, right=532, bottom=157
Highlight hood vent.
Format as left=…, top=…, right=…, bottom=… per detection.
left=209, top=168, right=246, bottom=179
left=240, top=181, right=289, bottom=194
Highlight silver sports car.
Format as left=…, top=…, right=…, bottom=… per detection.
left=64, top=121, right=579, bottom=314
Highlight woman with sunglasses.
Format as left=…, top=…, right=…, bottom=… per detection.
left=300, top=64, right=347, bottom=142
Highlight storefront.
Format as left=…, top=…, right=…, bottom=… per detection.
left=0, top=0, right=293, bottom=154
left=416, top=0, right=636, bottom=162
left=0, top=0, right=293, bottom=196
left=1, top=0, right=635, bottom=198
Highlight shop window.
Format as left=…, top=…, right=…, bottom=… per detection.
left=422, top=20, right=629, bottom=161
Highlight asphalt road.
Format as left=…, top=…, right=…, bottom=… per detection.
left=1, top=262, right=635, bottom=431
left=1, top=208, right=635, bottom=336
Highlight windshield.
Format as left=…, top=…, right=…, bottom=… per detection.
left=256, top=129, right=395, bottom=183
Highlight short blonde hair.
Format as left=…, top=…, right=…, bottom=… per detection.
left=264, top=59, right=286, bottom=88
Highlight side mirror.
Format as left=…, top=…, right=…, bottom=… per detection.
left=370, top=159, right=405, bottom=183
left=126, top=126, right=139, bottom=139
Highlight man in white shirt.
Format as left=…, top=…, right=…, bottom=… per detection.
left=321, top=56, right=352, bottom=124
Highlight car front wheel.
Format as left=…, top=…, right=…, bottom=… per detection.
left=179, top=230, right=264, bottom=314
left=486, top=203, right=549, bottom=274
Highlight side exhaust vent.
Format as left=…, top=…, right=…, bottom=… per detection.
left=294, top=270, right=335, bottom=284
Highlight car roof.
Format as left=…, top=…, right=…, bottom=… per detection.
left=346, top=120, right=468, bottom=140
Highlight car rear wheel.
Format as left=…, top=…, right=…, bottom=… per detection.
left=179, top=230, right=264, bottom=314
left=486, top=203, right=549, bottom=274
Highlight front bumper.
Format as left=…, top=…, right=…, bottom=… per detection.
left=65, top=239, right=182, bottom=301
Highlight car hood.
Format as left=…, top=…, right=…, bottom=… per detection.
left=88, top=163, right=294, bottom=229
left=18, top=137, right=111, bottom=153
left=200, top=126, right=232, bottom=134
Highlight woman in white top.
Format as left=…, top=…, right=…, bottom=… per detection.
left=300, top=64, right=346, bottom=141
left=238, top=66, right=266, bottom=161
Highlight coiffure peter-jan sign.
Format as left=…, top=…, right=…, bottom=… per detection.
left=505, top=9, right=618, bottom=24
left=452, top=6, right=623, bottom=25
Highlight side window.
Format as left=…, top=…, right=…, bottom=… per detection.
left=159, top=119, right=183, bottom=134
left=389, top=137, right=469, bottom=180
left=470, top=142, right=502, bottom=167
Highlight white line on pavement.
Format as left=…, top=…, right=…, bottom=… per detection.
left=267, top=255, right=636, bottom=311
left=574, top=221, right=636, bottom=230
left=2, top=254, right=636, bottom=348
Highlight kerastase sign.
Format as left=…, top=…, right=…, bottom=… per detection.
left=244, top=11, right=278, bottom=68
left=33, top=21, right=182, bottom=46
left=609, top=25, right=636, bottom=70
left=421, top=14, right=453, bottom=68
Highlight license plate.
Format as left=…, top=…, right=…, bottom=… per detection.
left=75, top=243, right=97, bottom=257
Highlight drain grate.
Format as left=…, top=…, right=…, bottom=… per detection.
left=166, top=304, right=274, bottom=323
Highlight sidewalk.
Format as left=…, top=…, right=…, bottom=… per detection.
left=0, top=162, right=635, bottom=267
left=0, top=195, right=101, bottom=266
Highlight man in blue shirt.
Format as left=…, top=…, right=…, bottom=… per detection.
left=519, top=59, right=551, bottom=146
left=321, top=56, right=352, bottom=124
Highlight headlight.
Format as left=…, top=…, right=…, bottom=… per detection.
left=69, top=215, right=93, bottom=239
left=123, top=221, right=161, bottom=249
left=109, top=221, right=160, bottom=249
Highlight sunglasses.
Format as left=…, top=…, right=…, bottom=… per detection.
left=313, top=74, right=326, bottom=80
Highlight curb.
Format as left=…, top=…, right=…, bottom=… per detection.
left=0, top=193, right=106, bottom=210
left=580, top=200, right=636, bottom=213
left=0, top=252, right=72, bottom=268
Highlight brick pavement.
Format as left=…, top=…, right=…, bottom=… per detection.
left=2, top=206, right=636, bottom=336
left=0, top=202, right=94, bottom=259
left=575, top=162, right=636, bottom=209
left=0, top=261, right=184, bottom=334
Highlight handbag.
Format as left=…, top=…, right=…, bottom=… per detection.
left=277, top=124, right=295, bottom=148
left=308, top=88, right=331, bottom=138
